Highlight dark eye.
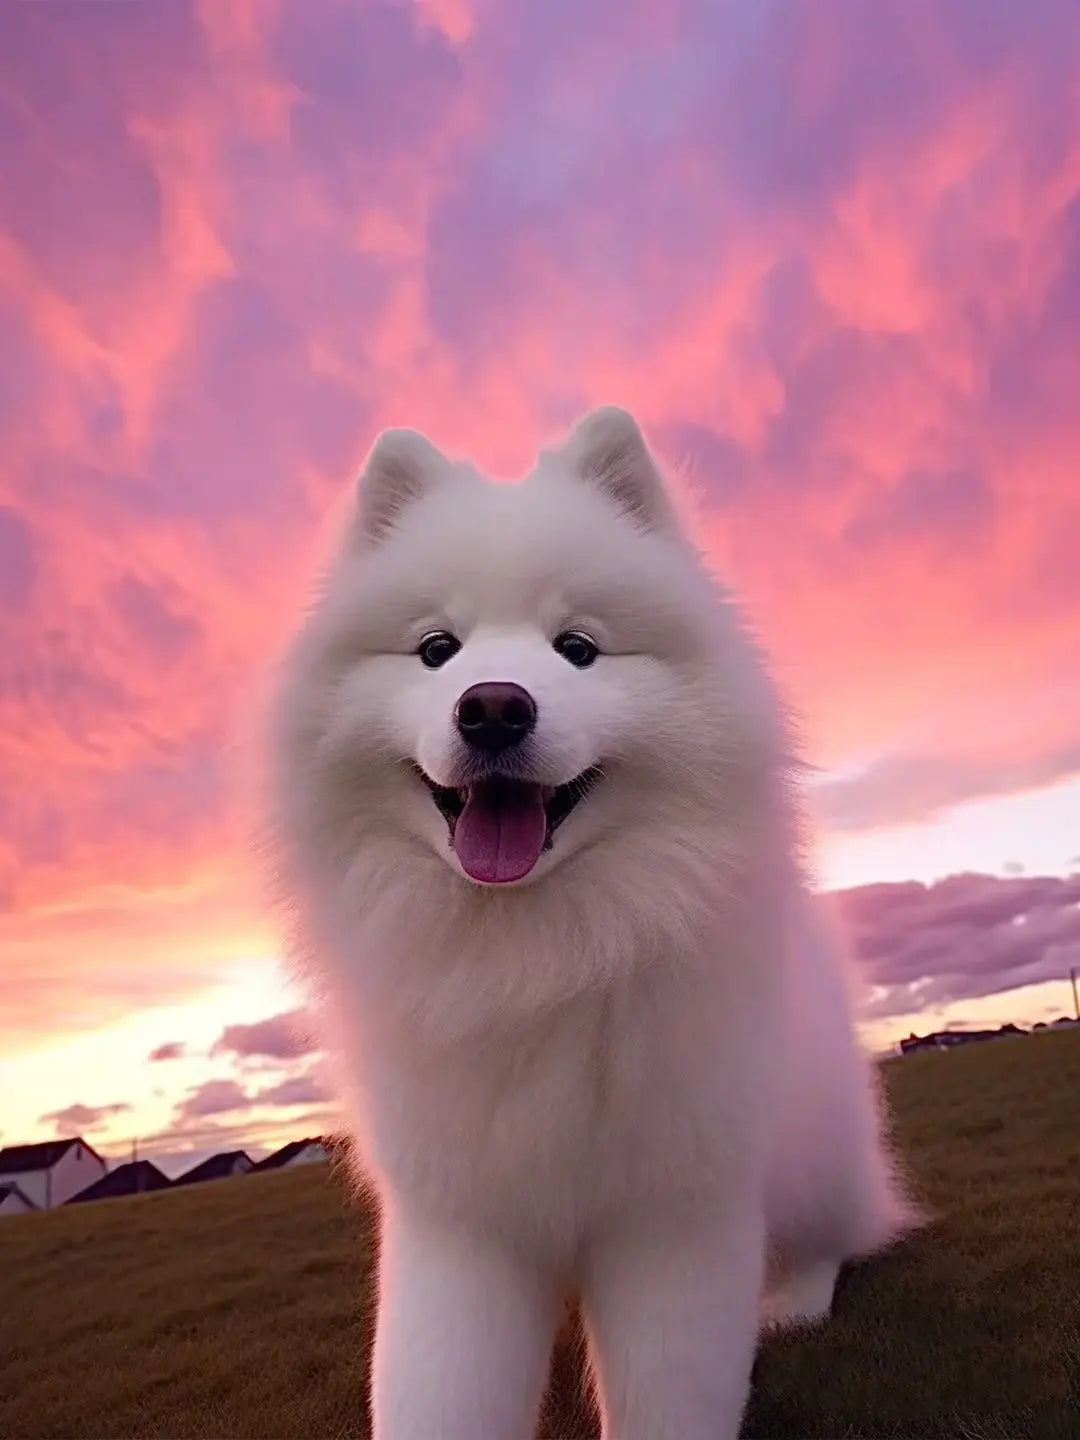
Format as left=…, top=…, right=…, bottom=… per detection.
left=553, top=630, right=599, bottom=668
left=418, top=631, right=461, bottom=669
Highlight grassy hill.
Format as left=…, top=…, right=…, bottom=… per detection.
left=2, top=1029, right=1079, bottom=1439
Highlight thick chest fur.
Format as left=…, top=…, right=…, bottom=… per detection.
left=355, top=951, right=778, bottom=1260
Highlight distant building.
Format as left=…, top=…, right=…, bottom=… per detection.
left=67, top=1160, right=171, bottom=1204
left=899, top=1023, right=1028, bottom=1056
left=899, top=1032, right=951, bottom=1055
left=0, top=1181, right=37, bottom=1217
left=252, top=1137, right=329, bottom=1172
left=0, top=1138, right=107, bottom=1209
left=173, top=1150, right=254, bottom=1186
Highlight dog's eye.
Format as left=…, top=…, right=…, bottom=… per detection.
left=418, top=631, right=461, bottom=669
left=553, top=631, right=599, bottom=668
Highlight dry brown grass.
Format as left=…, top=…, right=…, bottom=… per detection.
left=2, top=1029, right=1079, bottom=1438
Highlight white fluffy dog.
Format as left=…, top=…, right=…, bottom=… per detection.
left=266, top=408, right=912, bottom=1440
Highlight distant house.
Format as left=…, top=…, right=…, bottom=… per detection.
left=67, top=1160, right=171, bottom=1204
left=0, top=1181, right=37, bottom=1217
left=899, top=1032, right=950, bottom=1055
left=899, top=1023, right=1029, bottom=1056
left=173, top=1150, right=254, bottom=1186
left=0, top=1138, right=106, bottom=1209
left=252, top=1137, right=329, bottom=1172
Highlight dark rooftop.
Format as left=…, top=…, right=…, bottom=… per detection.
left=0, top=1181, right=37, bottom=1209
left=173, top=1150, right=254, bottom=1186
left=66, top=1160, right=170, bottom=1204
left=0, top=1137, right=104, bottom=1175
left=252, top=1137, right=325, bottom=1172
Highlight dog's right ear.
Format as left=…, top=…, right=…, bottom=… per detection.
left=354, top=428, right=446, bottom=545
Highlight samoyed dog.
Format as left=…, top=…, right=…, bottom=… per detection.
left=266, top=408, right=911, bottom=1440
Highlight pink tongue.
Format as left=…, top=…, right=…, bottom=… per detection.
left=453, top=779, right=548, bottom=884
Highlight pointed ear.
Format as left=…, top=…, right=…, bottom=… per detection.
left=355, top=428, right=447, bottom=544
left=563, top=406, right=675, bottom=534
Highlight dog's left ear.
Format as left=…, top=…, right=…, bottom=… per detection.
left=355, top=427, right=447, bottom=545
left=564, top=406, right=675, bottom=534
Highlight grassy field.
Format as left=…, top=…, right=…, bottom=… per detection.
left=2, top=1029, right=1079, bottom=1439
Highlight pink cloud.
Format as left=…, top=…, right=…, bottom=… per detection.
left=148, top=1042, right=187, bottom=1063
left=211, top=1008, right=318, bottom=1062
left=174, top=1079, right=251, bottom=1122
left=815, top=743, right=1080, bottom=834
left=39, top=1101, right=131, bottom=1135
left=167, top=1064, right=333, bottom=1141
left=254, top=1070, right=333, bottom=1109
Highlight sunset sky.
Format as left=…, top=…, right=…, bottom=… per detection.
left=2, top=0, right=1080, bottom=1175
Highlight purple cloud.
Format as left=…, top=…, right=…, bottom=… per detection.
left=211, top=1008, right=318, bottom=1062
left=40, top=1101, right=131, bottom=1134
left=109, top=575, right=201, bottom=664
left=166, top=1066, right=334, bottom=1142
left=274, top=1, right=462, bottom=169
left=838, top=872, right=1080, bottom=1017
left=146, top=276, right=362, bottom=523
left=0, top=507, right=38, bottom=613
left=254, top=1070, right=332, bottom=1109
left=149, top=1041, right=186, bottom=1063
left=816, top=744, right=1080, bottom=833
left=841, top=467, right=994, bottom=551
left=0, top=3, right=206, bottom=316
left=174, top=1079, right=251, bottom=1122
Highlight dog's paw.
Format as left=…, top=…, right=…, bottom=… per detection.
left=760, top=1259, right=839, bottom=1332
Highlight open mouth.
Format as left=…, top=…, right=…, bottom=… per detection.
left=415, top=767, right=602, bottom=885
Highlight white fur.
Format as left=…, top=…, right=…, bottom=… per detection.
left=266, top=407, right=912, bottom=1440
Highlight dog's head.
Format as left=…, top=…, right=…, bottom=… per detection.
left=272, top=408, right=784, bottom=894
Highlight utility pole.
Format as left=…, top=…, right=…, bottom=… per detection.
left=1071, top=968, right=1079, bottom=1024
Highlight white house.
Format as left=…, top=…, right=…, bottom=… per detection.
left=252, top=1136, right=329, bottom=1172
left=0, top=1138, right=107, bottom=1209
left=0, top=1181, right=37, bottom=1217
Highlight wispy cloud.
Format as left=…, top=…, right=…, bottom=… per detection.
left=174, top=1079, right=251, bottom=1123
left=39, top=1101, right=131, bottom=1135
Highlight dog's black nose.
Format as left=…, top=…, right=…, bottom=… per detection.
left=455, top=682, right=537, bottom=753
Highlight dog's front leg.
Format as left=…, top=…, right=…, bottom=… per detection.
left=582, top=1203, right=766, bottom=1440
left=371, top=1208, right=558, bottom=1440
